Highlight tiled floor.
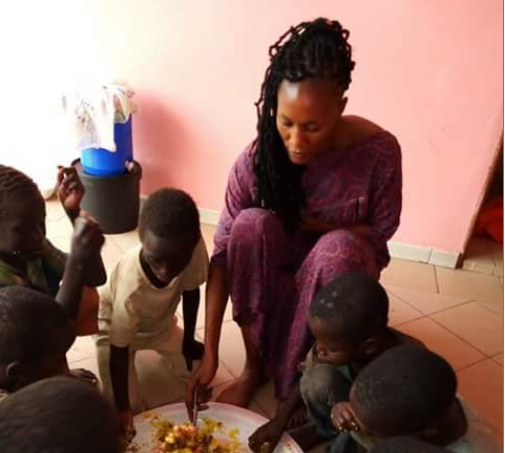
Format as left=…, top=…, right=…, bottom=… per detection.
left=45, top=200, right=504, bottom=441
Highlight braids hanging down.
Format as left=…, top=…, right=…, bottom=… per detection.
left=253, top=18, right=355, bottom=230
left=0, top=165, right=40, bottom=218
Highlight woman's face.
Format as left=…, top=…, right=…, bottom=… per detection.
left=276, top=78, right=346, bottom=165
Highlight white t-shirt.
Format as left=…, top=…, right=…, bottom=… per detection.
left=98, top=238, right=208, bottom=349
left=352, top=397, right=501, bottom=453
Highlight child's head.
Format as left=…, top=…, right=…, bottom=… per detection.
left=370, top=437, right=448, bottom=453
left=0, top=165, right=46, bottom=261
left=308, top=271, right=389, bottom=366
left=0, top=376, right=123, bottom=453
left=0, top=286, right=74, bottom=391
left=139, top=188, right=200, bottom=285
left=350, top=345, right=457, bottom=441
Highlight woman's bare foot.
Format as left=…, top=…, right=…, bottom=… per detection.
left=289, top=423, right=326, bottom=451
left=216, top=367, right=266, bottom=407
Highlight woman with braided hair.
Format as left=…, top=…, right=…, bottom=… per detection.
left=187, top=18, right=402, bottom=413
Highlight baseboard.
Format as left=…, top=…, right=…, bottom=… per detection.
left=199, top=208, right=220, bottom=225
left=196, top=205, right=461, bottom=269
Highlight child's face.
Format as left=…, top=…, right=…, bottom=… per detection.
left=0, top=191, right=46, bottom=260
left=141, top=229, right=197, bottom=285
left=308, top=317, right=360, bottom=367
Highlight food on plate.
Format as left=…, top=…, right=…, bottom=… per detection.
left=146, top=415, right=242, bottom=453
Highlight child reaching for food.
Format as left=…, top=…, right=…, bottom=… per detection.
left=95, top=188, right=209, bottom=437
left=249, top=272, right=421, bottom=453
left=341, top=345, right=500, bottom=452
left=0, top=164, right=106, bottom=335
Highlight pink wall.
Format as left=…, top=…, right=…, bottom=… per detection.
left=0, top=0, right=502, bottom=253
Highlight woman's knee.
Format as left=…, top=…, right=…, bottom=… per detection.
left=309, top=230, right=377, bottom=277
left=231, top=208, right=283, bottom=238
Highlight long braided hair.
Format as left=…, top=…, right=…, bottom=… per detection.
left=0, top=165, right=40, bottom=219
left=253, top=18, right=355, bottom=230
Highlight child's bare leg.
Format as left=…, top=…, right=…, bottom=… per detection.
left=217, top=323, right=266, bottom=407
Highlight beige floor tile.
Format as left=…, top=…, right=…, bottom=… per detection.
left=47, top=234, right=71, bottom=253
left=107, top=229, right=140, bottom=253
left=67, top=347, right=93, bottom=364
left=211, top=382, right=269, bottom=418
left=253, top=381, right=278, bottom=419
left=67, top=335, right=96, bottom=364
left=387, top=292, right=423, bottom=326
left=398, top=318, right=484, bottom=371
left=458, top=359, right=504, bottom=433
left=46, top=219, right=73, bottom=246
left=386, top=285, right=471, bottom=315
left=500, top=278, right=504, bottom=288
left=45, top=198, right=66, bottom=222
left=436, top=267, right=503, bottom=305
left=432, top=303, right=503, bottom=356
left=206, top=321, right=246, bottom=378
left=201, top=223, right=216, bottom=252
left=493, top=353, right=504, bottom=366
left=477, top=298, right=504, bottom=317
left=195, top=323, right=237, bottom=386
left=493, top=265, right=504, bottom=277
left=380, top=259, right=438, bottom=293
left=72, top=335, right=96, bottom=353
left=177, top=285, right=233, bottom=329
left=70, top=356, right=100, bottom=380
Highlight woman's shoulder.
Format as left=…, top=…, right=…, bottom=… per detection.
left=343, top=116, right=399, bottom=147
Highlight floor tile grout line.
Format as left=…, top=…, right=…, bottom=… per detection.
left=428, top=316, right=503, bottom=358
left=387, top=288, right=474, bottom=318
left=455, top=357, right=493, bottom=374
left=474, top=300, right=504, bottom=319
left=433, top=265, right=440, bottom=294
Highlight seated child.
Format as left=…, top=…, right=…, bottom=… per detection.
left=0, top=286, right=75, bottom=399
left=95, top=188, right=209, bottom=435
left=370, top=437, right=450, bottom=452
left=0, top=164, right=106, bottom=335
left=0, top=376, right=123, bottom=453
left=249, top=272, right=421, bottom=453
left=345, top=345, right=501, bottom=452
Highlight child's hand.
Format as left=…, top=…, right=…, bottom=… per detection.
left=330, top=402, right=360, bottom=433
left=70, top=216, right=105, bottom=264
left=249, top=420, right=284, bottom=453
left=182, top=339, right=205, bottom=371
left=117, top=410, right=136, bottom=446
left=57, top=166, right=85, bottom=221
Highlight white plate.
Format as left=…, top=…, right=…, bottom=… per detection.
left=130, top=402, right=303, bottom=453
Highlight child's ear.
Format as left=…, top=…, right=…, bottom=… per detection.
left=4, top=361, right=29, bottom=390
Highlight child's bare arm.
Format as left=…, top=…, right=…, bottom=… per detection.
left=249, top=385, right=303, bottom=453
left=57, top=166, right=106, bottom=287
left=110, top=344, right=136, bottom=440
left=182, top=288, right=204, bottom=371
left=56, top=218, right=104, bottom=319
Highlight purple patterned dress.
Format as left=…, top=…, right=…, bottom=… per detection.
left=212, top=130, right=402, bottom=399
